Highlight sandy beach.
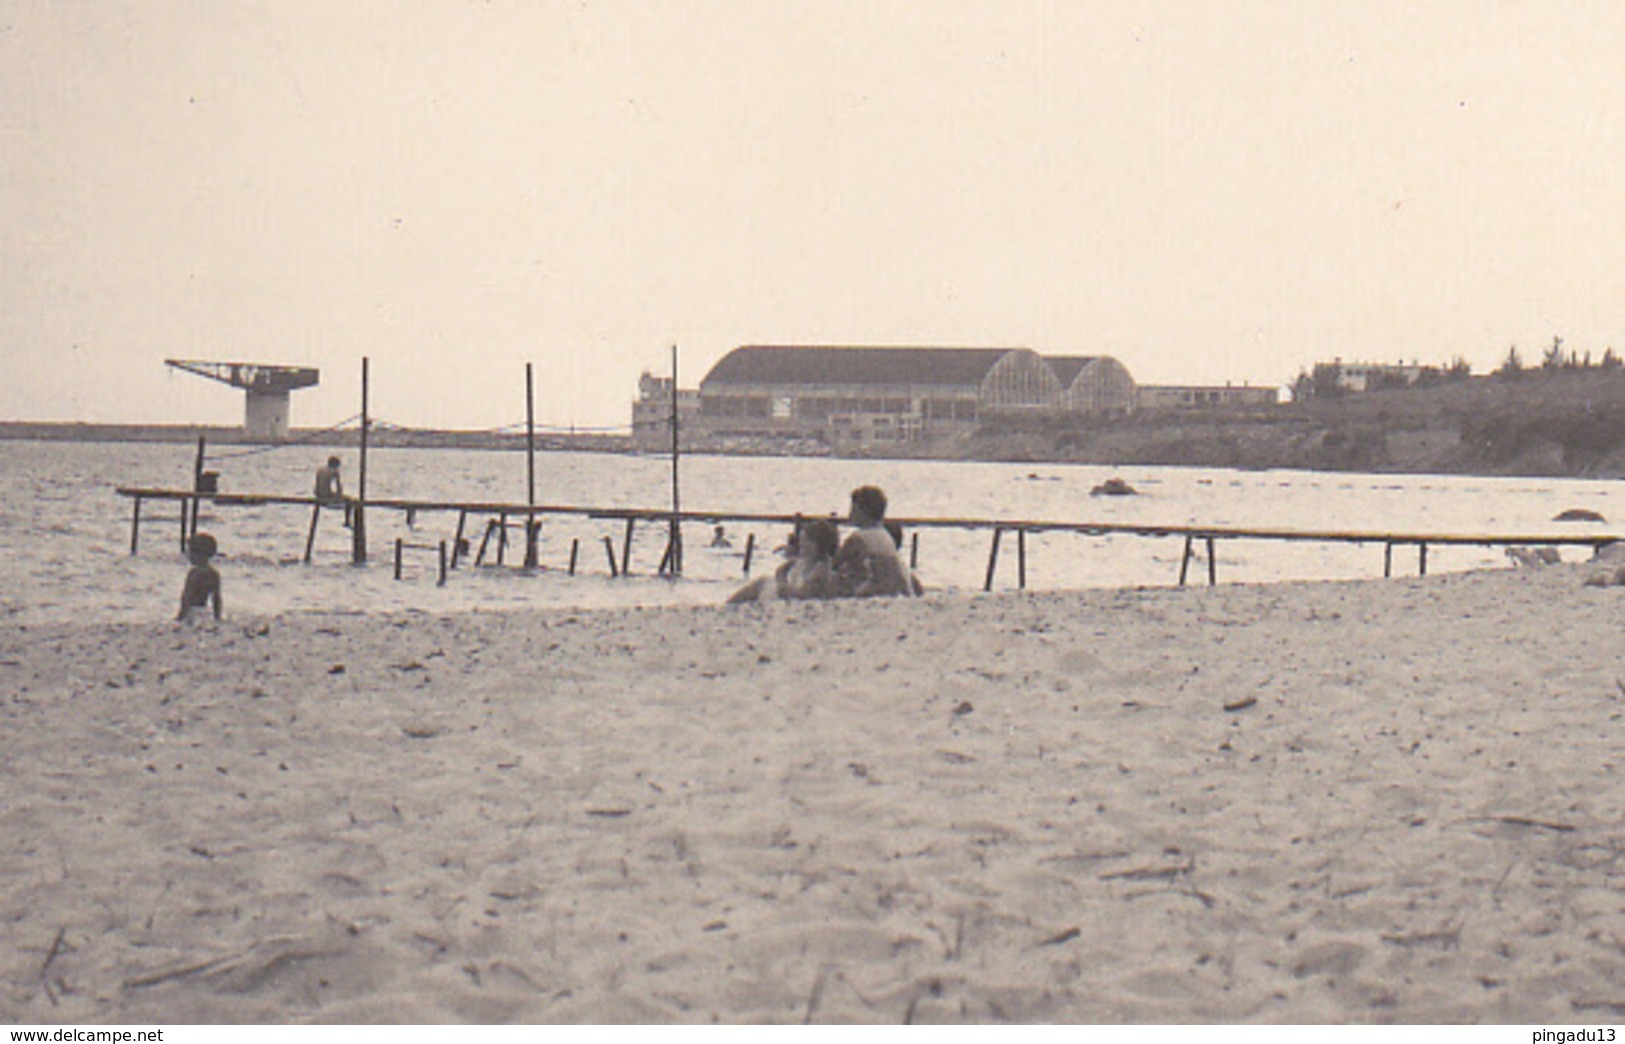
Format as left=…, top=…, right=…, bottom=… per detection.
left=1, top=563, right=1622, bottom=1024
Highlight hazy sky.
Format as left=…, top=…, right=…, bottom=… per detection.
left=3, top=1, right=1622, bottom=431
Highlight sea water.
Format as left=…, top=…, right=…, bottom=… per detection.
left=0, top=439, right=1617, bottom=626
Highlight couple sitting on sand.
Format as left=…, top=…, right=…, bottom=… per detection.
left=728, top=485, right=922, bottom=603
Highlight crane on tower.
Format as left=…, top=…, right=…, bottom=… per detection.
left=165, top=359, right=321, bottom=440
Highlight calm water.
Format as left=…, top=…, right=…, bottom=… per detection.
left=0, top=439, right=1617, bottom=625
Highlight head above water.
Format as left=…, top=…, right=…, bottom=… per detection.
left=327, top=456, right=341, bottom=469
left=849, top=485, right=887, bottom=526
left=800, top=518, right=840, bottom=560
left=188, top=532, right=218, bottom=563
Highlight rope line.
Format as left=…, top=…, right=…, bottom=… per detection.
left=205, top=414, right=361, bottom=462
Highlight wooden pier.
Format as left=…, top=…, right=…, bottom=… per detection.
left=115, top=485, right=1620, bottom=590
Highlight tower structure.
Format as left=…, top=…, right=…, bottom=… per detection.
left=165, top=359, right=320, bottom=440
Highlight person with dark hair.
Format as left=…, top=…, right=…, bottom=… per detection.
left=833, top=485, right=915, bottom=597
left=727, top=518, right=841, bottom=603
left=177, top=532, right=222, bottom=622
left=314, top=456, right=344, bottom=502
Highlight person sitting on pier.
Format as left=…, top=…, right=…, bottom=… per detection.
left=177, top=532, right=222, bottom=622
left=833, top=485, right=916, bottom=598
left=314, top=456, right=352, bottom=527
left=727, top=519, right=840, bottom=603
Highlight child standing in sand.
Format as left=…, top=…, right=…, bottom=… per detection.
left=177, top=532, right=222, bottom=622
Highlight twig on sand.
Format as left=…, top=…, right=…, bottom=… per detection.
left=1490, top=816, right=1577, bottom=833
left=803, top=965, right=828, bottom=1024
left=1038, top=926, right=1081, bottom=947
left=39, top=927, right=65, bottom=978
left=1100, top=856, right=1196, bottom=882
left=124, top=955, right=235, bottom=990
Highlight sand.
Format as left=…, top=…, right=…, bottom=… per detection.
left=1, top=564, right=1622, bottom=1024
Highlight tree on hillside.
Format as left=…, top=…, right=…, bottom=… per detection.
left=1497, top=345, right=1525, bottom=379
left=1542, top=336, right=1566, bottom=372
left=1289, top=369, right=1315, bottom=402
left=1446, top=356, right=1473, bottom=380
left=1603, top=348, right=1622, bottom=371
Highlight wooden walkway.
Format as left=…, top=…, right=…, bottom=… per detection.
left=116, top=485, right=1621, bottom=590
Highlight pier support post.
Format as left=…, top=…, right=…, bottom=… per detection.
left=496, top=511, right=509, bottom=566
left=1178, top=534, right=1194, bottom=587
left=304, top=503, right=322, bottom=563
left=179, top=499, right=189, bottom=553
left=1016, top=528, right=1027, bottom=590
left=1206, top=536, right=1217, bottom=586
left=621, top=518, right=636, bottom=576
left=394, top=538, right=404, bottom=580
left=569, top=538, right=579, bottom=576
left=1419, top=543, right=1428, bottom=576
left=1384, top=542, right=1393, bottom=578
left=983, top=528, right=1003, bottom=592
left=450, top=510, right=468, bottom=569
left=475, top=520, right=495, bottom=567
left=603, top=535, right=619, bottom=577
left=130, top=496, right=142, bottom=555
left=910, top=532, right=919, bottom=572
left=524, top=514, right=539, bottom=570
left=742, top=532, right=755, bottom=576
left=438, top=541, right=448, bottom=586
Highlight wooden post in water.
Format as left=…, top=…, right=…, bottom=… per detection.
left=353, top=356, right=369, bottom=564
left=497, top=510, right=509, bottom=566
left=1206, top=536, right=1217, bottom=586
left=742, top=532, right=755, bottom=576
left=451, top=510, right=468, bottom=569
left=909, top=532, right=919, bottom=572
left=475, top=520, right=495, bottom=566
left=1016, top=528, right=1027, bottom=590
left=603, top=535, right=619, bottom=577
left=668, top=344, right=683, bottom=576
left=1178, top=534, right=1195, bottom=587
left=394, top=538, right=404, bottom=580
left=189, top=435, right=206, bottom=545
left=303, top=503, right=322, bottom=562
left=1419, top=543, right=1428, bottom=576
left=1384, top=542, right=1393, bottom=578
left=524, top=362, right=538, bottom=569
left=438, top=541, right=448, bottom=586
left=569, top=538, right=579, bottom=576
left=621, top=517, right=636, bottom=576
left=178, top=497, right=188, bottom=553
left=130, top=496, right=142, bottom=554
left=983, top=528, right=1003, bottom=592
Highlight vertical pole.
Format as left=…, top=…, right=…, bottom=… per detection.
left=669, top=344, right=683, bottom=576
left=451, top=510, right=468, bottom=568
left=1178, top=534, right=1194, bottom=587
left=1419, top=543, right=1428, bottom=576
left=910, top=532, right=919, bottom=571
left=179, top=497, right=188, bottom=553
left=1016, top=528, right=1027, bottom=590
left=983, top=527, right=1003, bottom=592
left=1205, top=537, right=1217, bottom=586
left=569, top=538, right=580, bottom=576
left=603, top=535, right=619, bottom=577
left=742, top=532, right=756, bottom=576
left=130, top=496, right=142, bottom=555
left=497, top=510, right=509, bottom=566
left=353, top=356, right=369, bottom=564
left=525, top=362, right=538, bottom=569
left=190, top=435, right=206, bottom=543
left=304, top=503, right=322, bottom=563
left=394, top=538, right=404, bottom=580
left=622, top=517, right=636, bottom=576
left=476, top=520, right=495, bottom=566
left=1384, top=542, right=1393, bottom=578
left=438, top=541, right=448, bottom=586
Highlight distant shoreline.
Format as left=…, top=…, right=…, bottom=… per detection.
left=0, top=420, right=631, bottom=455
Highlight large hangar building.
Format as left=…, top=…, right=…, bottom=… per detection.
left=680, top=345, right=1135, bottom=451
